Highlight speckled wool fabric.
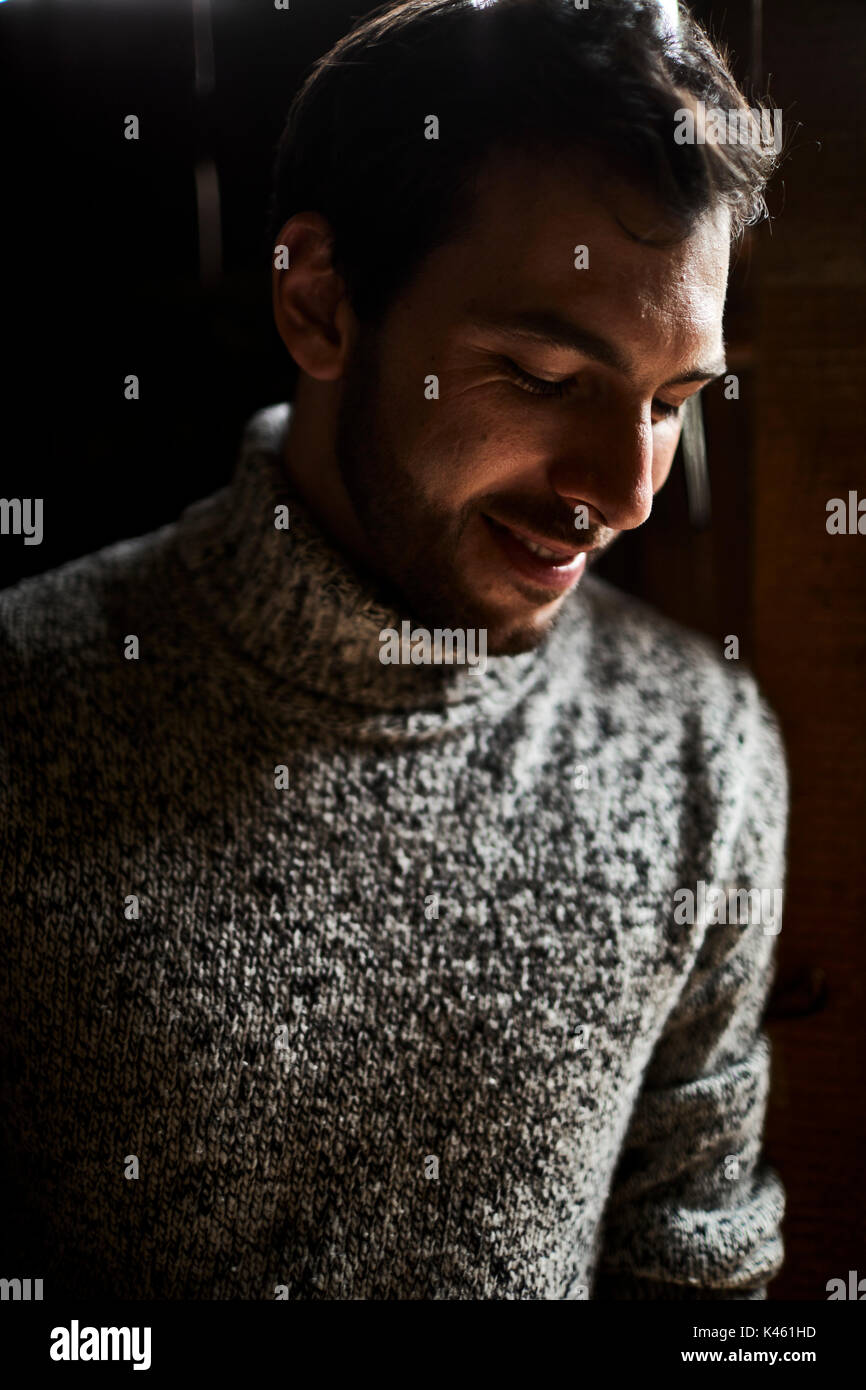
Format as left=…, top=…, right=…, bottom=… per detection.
left=0, top=402, right=787, bottom=1300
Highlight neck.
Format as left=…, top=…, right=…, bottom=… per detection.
left=175, top=402, right=561, bottom=739
left=282, top=375, right=374, bottom=579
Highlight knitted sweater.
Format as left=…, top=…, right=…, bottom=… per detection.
left=0, top=402, right=787, bottom=1301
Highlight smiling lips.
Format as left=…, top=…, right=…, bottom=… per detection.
left=482, top=514, right=590, bottom=593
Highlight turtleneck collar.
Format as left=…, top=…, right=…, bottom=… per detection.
left=175, top=402, right=576, bottom=735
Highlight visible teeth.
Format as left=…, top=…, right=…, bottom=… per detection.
left=520, top=535, right=573, bottom=562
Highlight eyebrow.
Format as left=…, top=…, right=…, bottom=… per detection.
left=466, top=309, right=727, bottom=385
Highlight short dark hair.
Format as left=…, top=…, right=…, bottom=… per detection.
left=268, top=0, right=778, bottom=362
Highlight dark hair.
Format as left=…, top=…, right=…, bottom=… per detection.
left=268, top=0, right=778, bottom=370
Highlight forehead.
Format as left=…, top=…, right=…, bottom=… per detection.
left=444, top=148, right=730, bottom=370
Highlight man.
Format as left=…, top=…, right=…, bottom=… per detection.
left=0, top=0, right=786, bottom=1299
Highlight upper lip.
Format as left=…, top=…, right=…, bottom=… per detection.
left=486, top=515, right=589, bottom=559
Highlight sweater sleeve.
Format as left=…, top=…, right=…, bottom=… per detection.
left=592, top=687, right=788, bottom=1300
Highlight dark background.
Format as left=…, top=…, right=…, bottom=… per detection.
left=2, top=0, right=864, bottom=1301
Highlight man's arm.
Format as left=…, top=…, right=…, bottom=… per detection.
left=593, top=687, right=788, bottom=1299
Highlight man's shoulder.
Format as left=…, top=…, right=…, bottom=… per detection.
left=575, top=569, right=763, bottom=692
left=561, top=572, right=786, bottom=778
left=0, top=521, right=184, bottom=695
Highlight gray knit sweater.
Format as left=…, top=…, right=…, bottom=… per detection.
left=0, top=402, right=787, bottom=1300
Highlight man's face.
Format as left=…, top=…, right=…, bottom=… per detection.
left=332, top=149, right=730, bottom=654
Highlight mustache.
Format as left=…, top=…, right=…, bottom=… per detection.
left=481, top=504, right=614, bottom=552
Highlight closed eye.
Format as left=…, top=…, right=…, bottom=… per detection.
left=502, top=357, right=685, bottom=420
left=650, top=398, right=684, bottom=420
left=502, top=358, right=578, bottom=399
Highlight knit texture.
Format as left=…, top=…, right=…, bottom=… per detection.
left=0, top=402, right=787, bottom=1300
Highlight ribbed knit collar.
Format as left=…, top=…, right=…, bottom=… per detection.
left=175, top=402, right=573, bottom=734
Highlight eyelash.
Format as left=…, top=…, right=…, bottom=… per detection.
left=502, top=359, right=684, bottom=419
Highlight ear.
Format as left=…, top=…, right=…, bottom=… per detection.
left=271, top=211, right=358, bottom=381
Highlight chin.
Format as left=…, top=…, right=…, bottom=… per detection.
left=484, top=622, right=553, bottom=657
left=474, top=601, right=562, bottom=656
left=394, top=563, right=564, bottom=658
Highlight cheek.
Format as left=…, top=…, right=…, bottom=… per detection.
left=401, top=420, right=502, bottom=505
left=407, top=393, right=533, bottom=495
left=652, top=433, right=681, bottom=491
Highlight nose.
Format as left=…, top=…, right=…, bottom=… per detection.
left=548, top=403, right=656, bottom=533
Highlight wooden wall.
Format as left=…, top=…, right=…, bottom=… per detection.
left=753, top=0, right=866, bottom=1303
left=602, top=0, right=866, bottom=1300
